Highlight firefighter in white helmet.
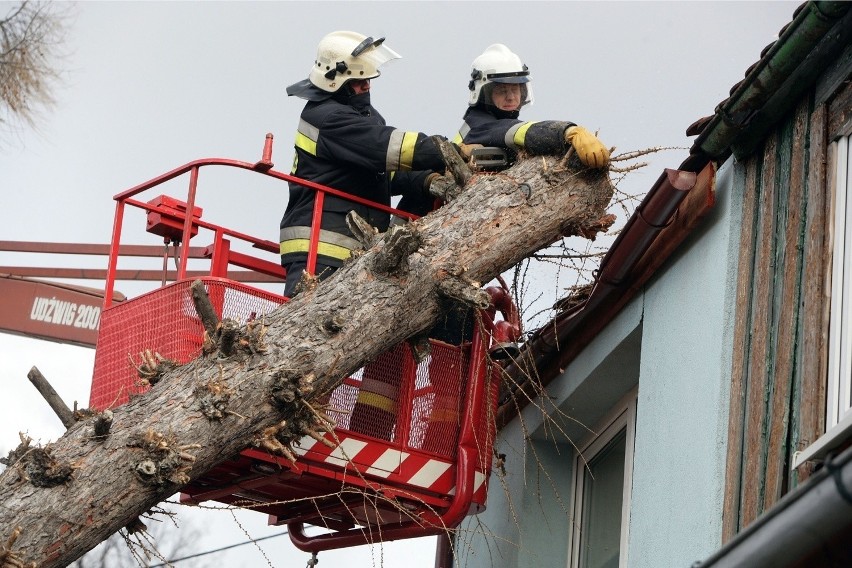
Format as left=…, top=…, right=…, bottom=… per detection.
left=280, top=31, right=445, bottom=298
left=455, top=43, right=610, bottom=169
left=420, top=44, right=612, bottom=451
left=281, top=31, right=446, bottom=439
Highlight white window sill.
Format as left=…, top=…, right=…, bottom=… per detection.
left=792, top=410, right=852, bottom=470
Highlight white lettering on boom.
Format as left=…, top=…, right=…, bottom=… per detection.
left=29, top=297, right=101, bottom=331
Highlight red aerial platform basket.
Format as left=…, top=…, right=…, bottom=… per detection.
left=88, top=135, right=520, bottom=552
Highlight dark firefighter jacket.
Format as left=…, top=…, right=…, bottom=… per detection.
left=280, top=91, right=443, bottom=269
left=454, top=104, right=576, bottom=164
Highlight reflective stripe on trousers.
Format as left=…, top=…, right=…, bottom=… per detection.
left=279, top=226, right=361, bottom=261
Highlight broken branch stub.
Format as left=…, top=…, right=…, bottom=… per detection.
left=372, top=223, right=423, bottom=275
left=27, top=367, right=75, bottom=429
left=345, top=210, right=380, bottom=250
left=433, top=135, right=472, bottom=188
left=190, top=279, right=219, bottom=337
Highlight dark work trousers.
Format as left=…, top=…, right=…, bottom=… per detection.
left=282, top=260, right=337, bottom=298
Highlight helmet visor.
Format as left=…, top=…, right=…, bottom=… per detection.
left=353, top=36, right=401, bottom=70
left=482, top=81, right=534, bottom=109
left=486, top=70, right=530, bottom=84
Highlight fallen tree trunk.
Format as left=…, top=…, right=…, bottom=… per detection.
left=0, top=152, right=613, bottom=568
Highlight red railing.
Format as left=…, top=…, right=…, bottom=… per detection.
left=102, top=133, right=419, bottom=308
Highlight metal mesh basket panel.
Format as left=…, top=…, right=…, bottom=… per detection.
left=89, top=278, right=284, bottom=409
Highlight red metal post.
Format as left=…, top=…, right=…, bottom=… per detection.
left=307, top=191, right=325, bottom=276
left=253, top=133, right=275, bottom=171
left=208, top=230, right=230, bottom=278
left=425, top=315, right=491, bottom=523
left=177, top=166, right=201, bottom=279
left=434, top=534, right=454, bottom=568
left=104, top=200, right=126, bottom=309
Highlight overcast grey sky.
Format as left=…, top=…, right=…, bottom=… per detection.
left=0, top=1, right=799, bottom=566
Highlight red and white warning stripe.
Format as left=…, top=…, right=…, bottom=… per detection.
left=291, top=432, right=489, bottom=503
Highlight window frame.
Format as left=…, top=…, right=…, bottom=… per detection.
left=567, top=389, right=637, bottom=568
left=826, top=133, right=852, bottom=430
left=793, top=133, right=852, bottom=469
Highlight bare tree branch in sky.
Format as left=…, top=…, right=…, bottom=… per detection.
left=0, top=0, right=68, bottom=139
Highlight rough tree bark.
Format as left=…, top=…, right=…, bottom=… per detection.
left=0, top=151, right=613, bottom=568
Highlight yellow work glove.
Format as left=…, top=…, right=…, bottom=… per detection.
left=456, top=143, right=483, bottom=162
left=564, top=126, right=610, bottom=169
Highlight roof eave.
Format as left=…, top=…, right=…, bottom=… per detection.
left=692, top=1, right=851, bottom=161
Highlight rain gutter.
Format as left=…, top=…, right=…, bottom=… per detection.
left=692, top=443, right=852, bottom=568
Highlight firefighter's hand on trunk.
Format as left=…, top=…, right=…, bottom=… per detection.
left=564, top=126, right=610, bottom=169
left=424, top=172, right=442, bottom=190
left=453, top=143, right=483, bottom=162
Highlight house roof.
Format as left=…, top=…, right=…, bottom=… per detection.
left=687, top=1, right=852, bottom=162
left=497, top=0, right=852, bottom=427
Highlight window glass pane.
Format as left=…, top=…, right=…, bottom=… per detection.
left=842, top=136, right=852, bottom=416
left=579, top=428, right=626, bottom=568
left=828, top=135, right=852, bottom=428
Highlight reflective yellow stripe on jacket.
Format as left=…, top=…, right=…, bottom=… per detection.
left=387, top=129, right=419, bottom=171
left=355, top=391, right=398, bottom=413
left=292, top=119, right=320, bottom=173
left=505, top=121, right=537, bottom=151
left=294, top=119, right=320, bottom=155
left=453, top=122, right=470, bottom=145
left=355, top=376, right=399, bottom=413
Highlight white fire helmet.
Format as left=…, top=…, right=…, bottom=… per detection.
left=308, top=31, right=401, bottom=93
left=468, top=44, right=533, bottom=108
